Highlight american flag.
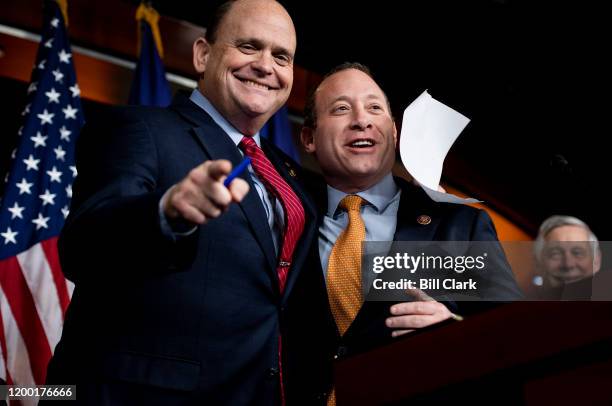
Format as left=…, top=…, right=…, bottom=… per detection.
left=0, top=0, right=83, bottom=395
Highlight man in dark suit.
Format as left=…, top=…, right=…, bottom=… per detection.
left=285, top=63, right=522, bottom=404
left=46, top=1, right=316, bottom=404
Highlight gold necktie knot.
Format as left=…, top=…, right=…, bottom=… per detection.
left=339, top=195, right=363, bottom=212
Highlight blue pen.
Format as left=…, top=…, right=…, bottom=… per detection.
left=223, top=156, right=251, bottom=187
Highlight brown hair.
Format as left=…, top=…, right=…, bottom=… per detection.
left=303, top=62, right=391, bottom=129
left=204, top=1, right=238, bottom=43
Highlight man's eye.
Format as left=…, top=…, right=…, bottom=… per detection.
left=333, top=105, right=349, bottom=113
left=239, top=44, right=256, bottom=52
left=274, top=54, right=291, bottom=66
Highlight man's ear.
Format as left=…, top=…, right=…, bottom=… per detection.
left=594, top=248, right=602, bottom=273
left=300, top=127, right=316, bottom=153
left=392, top=120, right=398, bottom=147
left=193, top=37, right=210, bottom=75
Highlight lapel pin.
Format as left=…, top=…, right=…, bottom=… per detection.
left=416, top=214, right=431, bottom=225
left=288, top=169, right=297, bottom=178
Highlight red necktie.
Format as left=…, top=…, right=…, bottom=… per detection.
left=239, top=136, right=305, bottom=293
left=240, top=137, right=305, bottom=405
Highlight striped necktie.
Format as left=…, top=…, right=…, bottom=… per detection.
left=239, top=136, right=305, bottom=293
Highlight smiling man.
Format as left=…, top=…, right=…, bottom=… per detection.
left=46, top=1, right=316, bottom=405
left=301, top=66, right=397, bottom=194
left=286, top=63, right=522, bottom=404
left=532, top=215, right=605, bottom=300
left=535, top=216, right=601, bottom=287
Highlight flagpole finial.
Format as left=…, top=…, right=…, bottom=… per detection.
left=54, top=0, right=69, bottom=26
left=135, top=2, right=164, bottom=58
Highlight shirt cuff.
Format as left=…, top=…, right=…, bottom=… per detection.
left=159, top=186, right=198, bottom=239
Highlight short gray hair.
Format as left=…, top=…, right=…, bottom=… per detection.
left=534, top=215, right=599, bottom=260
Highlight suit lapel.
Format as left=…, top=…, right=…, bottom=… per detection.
left=392, top=179, right=441, bottom=242
left=172, top=94, right=277, bottom=273
left=301, top=177, right=342, bottom=337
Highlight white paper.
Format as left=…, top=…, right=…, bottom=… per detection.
left=399, top=90, right=481, bottom=204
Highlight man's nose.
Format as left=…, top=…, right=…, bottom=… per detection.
left=349, top=107, right=372, bottom=130
left=560, top=253, right=578, bottom=270
left=251, top=52, right=274, bottom=75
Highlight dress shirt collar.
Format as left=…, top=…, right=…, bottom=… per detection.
left=326, top=173, right=399, bottom=217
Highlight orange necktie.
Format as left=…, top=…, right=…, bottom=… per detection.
left=326, top=195, right=365, bottom=406
left=326, top=195, right=366, bottom=336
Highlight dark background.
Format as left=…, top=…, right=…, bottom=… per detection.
left=153, top=0, right=609, bottom=238
left=1, top=0, right=607, bottom=238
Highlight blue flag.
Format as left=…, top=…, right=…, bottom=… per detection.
left=128, top=4, right=171, bottom=107
left=260, top=105, right=300, bottom=163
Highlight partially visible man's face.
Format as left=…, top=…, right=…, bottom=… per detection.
left=302, top=69, right=397, bottom=193
left=540, top=225, right=601, bottom=286
left=196, top=0, right=296, bottom=135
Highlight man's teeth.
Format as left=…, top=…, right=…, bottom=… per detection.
left=241, top=79, right=270, bottom=90
left=350, top=140, right=374, bottom=147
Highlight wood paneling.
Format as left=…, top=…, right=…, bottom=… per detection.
left=0, top=0, right=320, bottom=109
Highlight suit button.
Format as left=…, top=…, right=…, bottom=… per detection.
left=267, top=367, right=279, bottom=377
left=336, top=345, right=348, bottom=357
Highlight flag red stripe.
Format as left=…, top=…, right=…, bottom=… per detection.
left=40, top=237, right=70, bottom=315
left=0, top=303, right=8, bottom=380
left=0, top=257, right=52, bottom=384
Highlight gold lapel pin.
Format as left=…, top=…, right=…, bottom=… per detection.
left=288, top=169, right=297, bottom=178
left=416, top=214, right=431, bottom=225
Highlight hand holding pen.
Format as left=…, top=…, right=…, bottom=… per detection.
left=223, top=157, right=251, bottom=187
left=163, top=158, right=250, bottom=225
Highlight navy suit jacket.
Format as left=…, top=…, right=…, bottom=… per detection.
left=285, top=176, right=522, bottom=404
left=46, top=93, right=317, bottom=405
